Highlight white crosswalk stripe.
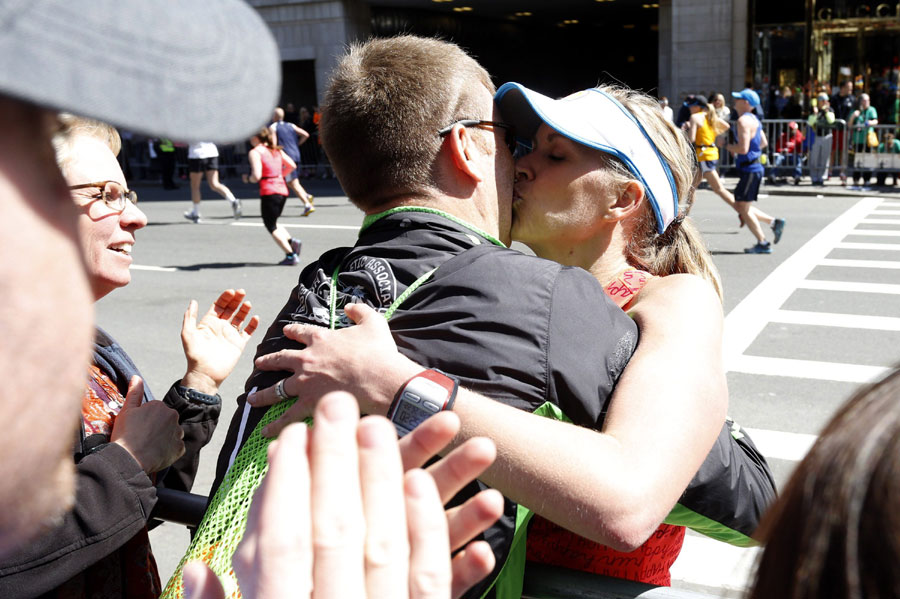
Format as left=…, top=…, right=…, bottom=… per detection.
left=796, top=279, right=900, bottom=294
left=819, top=257, right=900, bottom=268
left=835, top=241, right=900, bottom=250
left=846, top=228, right=900, bottom=236
left=769, top=309, right=900, bottom=331
left=860, top=217, right=900, bottom=224
left=728, top=354, right=889, bottom=384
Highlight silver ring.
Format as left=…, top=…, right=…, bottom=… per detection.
left=275, top=379, right=290, bottom=402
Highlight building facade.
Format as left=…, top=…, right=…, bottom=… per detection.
left=249, top=0, right=897, bottom=118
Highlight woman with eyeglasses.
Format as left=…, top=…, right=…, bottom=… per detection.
left=3, top=115, right=259, bottom=598
left=248, top=83, right=776, bottom=593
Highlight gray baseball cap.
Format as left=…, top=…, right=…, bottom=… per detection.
left=0, top=0, right=281, bottom=142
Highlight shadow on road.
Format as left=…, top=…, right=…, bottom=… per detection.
left=167, top=262, right=282, bottom=271
left=698, top=229, right=740, bottom=236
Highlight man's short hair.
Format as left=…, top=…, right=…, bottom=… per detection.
left=320, top=35, right=494, bottom=211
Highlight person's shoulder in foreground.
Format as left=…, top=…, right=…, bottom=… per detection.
left=0, top=0, right=279, bottom=563
left=747, top=365, right=900, bottom=599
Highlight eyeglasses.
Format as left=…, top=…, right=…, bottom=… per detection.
left=68, top=180, right=138, bottom=212
left=438, top=119, right=520, bottom=156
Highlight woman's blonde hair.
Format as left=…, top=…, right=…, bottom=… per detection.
left=705, top=103, right=730, bottom=136
left=52, top=113, right=121, bottom=176
left=594, top=85, right=723, bottom=302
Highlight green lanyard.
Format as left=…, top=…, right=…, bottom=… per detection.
left=328, top=206, right=506, bottom=328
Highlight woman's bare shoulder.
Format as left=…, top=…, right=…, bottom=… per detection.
left=631, top=273, right=722, bottom=322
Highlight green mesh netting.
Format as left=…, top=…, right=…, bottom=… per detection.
left=162, top=259, right=441, bottom=598
left=161, top=399, right=304, bottom=599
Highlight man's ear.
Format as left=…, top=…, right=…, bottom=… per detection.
left=606, top=181, right=645, bottom=222
left=445, top=125, right=485, bottom=184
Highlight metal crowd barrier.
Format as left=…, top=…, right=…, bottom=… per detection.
left=155, top=489, right=730, bottom=599
left=717, top=118, right=900, bottom=184
left=118, top=140, right=248, bottom=182
left=152, top=488, right=208, bottom=528
left=119, top=138, right=331, bottom=182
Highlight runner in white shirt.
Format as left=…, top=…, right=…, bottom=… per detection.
left=184, top=142, right=241, bottom=222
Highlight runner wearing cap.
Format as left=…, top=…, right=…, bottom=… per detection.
left=687, top=95, right=786, bottom=239
left=727, top=88, right=785, bottom=254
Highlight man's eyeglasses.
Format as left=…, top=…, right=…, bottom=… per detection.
left=438, top=119, right=521, bottom=156
left=68, top=180, right=138, bottom=212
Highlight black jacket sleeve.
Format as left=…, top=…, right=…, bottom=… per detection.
left=666, top=419, right=777, bottom=546
left=157, top=381, right=221, bottom=494
left=0, top=443, right=155, bottom=597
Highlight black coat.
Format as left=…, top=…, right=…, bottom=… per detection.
left=0, top=328, right=220, bottom=598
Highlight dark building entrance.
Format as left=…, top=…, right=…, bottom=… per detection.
left=280, top=60, right=318, bottom=113
left=369, top=3, right=660, bottom=99
left=752, top=0, right=899, bottom=117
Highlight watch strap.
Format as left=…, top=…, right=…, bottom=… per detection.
left=177, top=385, right=221, bottom=405
left=417, top=368, right=458, bottom=411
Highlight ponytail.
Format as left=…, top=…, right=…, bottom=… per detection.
left=625, top=195, right=724, bottom=303
left=707, top=104, right=730, bottom=136
left=592, top=85, right=724, bottom=303
left=255, top=127, right=280, bottom=150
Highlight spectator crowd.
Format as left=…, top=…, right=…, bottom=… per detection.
left=662, top=77, right=900, bottom=188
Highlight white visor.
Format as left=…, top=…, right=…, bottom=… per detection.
left=495, top=82, right=679, bottom=234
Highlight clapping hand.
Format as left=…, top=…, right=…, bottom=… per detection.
left=180, top=289, right=260, bottom=394
left=182, top=392, right=502, bottom=599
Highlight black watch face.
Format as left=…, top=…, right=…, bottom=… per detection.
left=394, top=400, right=428, bottom=431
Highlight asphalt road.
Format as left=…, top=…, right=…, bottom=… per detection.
left=101, top=176, right=900, bottom=595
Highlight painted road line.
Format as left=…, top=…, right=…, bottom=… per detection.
left=231, top=222, right=359, bottom=231
left=860, top=218, right=900, bottom=224
left=836, top=242, right=900, bottom=251
left=745, top=427, right=817, bottom=463
left=819, top=258, right=900, bottom=269
left=846, top=229, right=900, bottom=237
left=723, top=197, right=881, bottom=360
left=671, top=535, right=760, bottom=597
left=131, top=264, right=178, bottom=272
left=770, top=309, right=900, bottom=331
left=872, top=209, right=900, bottom=215
left=796, top=280, right=900, bottom=294
left=728, top=355, right=889, bottom=384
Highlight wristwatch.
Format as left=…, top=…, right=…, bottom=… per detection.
left=176, top=384, right=221, bottom=405
left=387, top=369, right=458, bottom=437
